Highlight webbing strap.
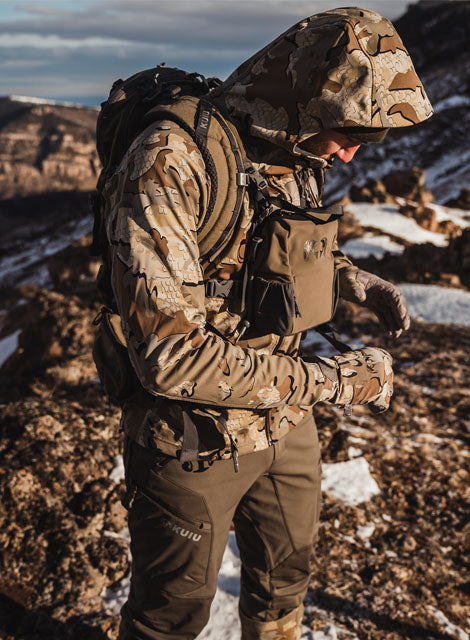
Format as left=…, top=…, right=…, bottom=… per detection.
left=315, top=323, right=352, bottom=354
left=179, top=407, right=200, bottom=463
left=139, top=106, right=219, bottom=227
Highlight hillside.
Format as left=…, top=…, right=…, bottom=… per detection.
left=1, top=2, right=470, bottom=639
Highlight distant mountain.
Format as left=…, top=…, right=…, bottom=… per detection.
left=325, top=0, right=470, bottom=204
left=0, top=96, right=99, bottom=200
left=2, top=0, right=470, bottom=295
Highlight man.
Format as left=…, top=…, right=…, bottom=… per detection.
left=100, top=7, right=432, bottom=639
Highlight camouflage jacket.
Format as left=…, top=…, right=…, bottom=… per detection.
left=102, top=7, right=432, bottom=460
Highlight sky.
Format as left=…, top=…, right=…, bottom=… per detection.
left=1, top=0, right=410, bottom=106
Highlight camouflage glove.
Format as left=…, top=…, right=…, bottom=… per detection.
left=339, top=267, right=410, bottom=338
left=313, top=346, right=394, bottom=413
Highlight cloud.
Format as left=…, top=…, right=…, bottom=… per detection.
left=0, top=33, right=136, bottom=49
left=0, top=0, right=410, bottom=101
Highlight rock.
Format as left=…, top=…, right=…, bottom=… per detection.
left=349, top=178, right=396, bottom=204
left=383, top=166, right=434, bottom=203
left=47, top=235, right=101, bottom=296
left=0, top=97, right=100, bottom=199
left=399, top=202, right=462, bottom=235
left=445, top=187, right=470, bottom=210
left=444, top=228, right=470, bottom=286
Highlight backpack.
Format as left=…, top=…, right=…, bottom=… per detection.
left=91, top=65, right=250, bottom=404
left=91, top=65, right=343, bottom=406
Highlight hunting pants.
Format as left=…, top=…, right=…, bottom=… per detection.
left=118, top=413, right=322, bottom=640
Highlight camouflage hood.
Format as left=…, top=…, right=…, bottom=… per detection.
left=212, top=7, right=433, bottom=158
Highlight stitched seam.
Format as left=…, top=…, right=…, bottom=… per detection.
left=269, top=474, right=295, bottom=552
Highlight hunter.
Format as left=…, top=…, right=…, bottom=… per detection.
left=95, top=7, right=432, bottom=640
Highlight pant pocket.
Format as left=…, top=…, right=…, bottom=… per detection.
left=129, top=470, right=212, bottom=597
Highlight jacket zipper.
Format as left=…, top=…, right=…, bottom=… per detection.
left=264, top=411, right=273, bottom=447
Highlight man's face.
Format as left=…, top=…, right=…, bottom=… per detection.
left=299, top=129, right=361, bottom=163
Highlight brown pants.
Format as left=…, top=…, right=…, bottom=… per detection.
left=119, top=413, right=322, bottom=640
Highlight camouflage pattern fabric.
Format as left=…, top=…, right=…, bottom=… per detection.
left=213, top=7, right=433, bottom=157
left=101, top=7, right=426, bottom=459
left=103, top=122, right=340, bottom=458
left=315, top=347, right=394, bottom=413
left=240, top=604, right=304, bottom=640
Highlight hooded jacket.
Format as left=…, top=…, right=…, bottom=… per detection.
left=103, top=7, right=432, bottom=458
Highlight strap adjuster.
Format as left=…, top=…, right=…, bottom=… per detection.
left=237, top=172, right=249, bottom=186
left=205, top=279, right=236, bottom=298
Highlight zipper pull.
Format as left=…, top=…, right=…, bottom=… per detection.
left=337, top=404, right=353, bottom=417
left=235, top=320, right=250, bottom=343
left=231, top=443, right=239, bottom=473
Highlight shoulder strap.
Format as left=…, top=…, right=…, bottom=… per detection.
left=139, top=101, right=220, bottom=229
left=314, top=322, right=352, bottom=353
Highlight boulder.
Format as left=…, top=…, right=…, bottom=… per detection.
left=350, top=178, right=395, bottom=204
left=383, top=166, right=434, bottom=203
left=445, top=187, right=470, bottom=210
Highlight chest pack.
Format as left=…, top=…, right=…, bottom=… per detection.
left=237, top=197, right=342, bottom=338
left=91, top=65, right=342, bottom=405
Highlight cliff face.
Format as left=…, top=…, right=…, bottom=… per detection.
left=0, top=98, right=100, bottom=199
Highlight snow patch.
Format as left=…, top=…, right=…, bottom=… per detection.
left=322, top=457, right=380, bottom=506
left=102, top=571, right=130, bottom=617
left=341, top=233, right=404, bottom=259
left=426, top=203, right=470, bottom=228
left=8, top=94, right=95, bottom=109
left=101, top=531, right=348, bottom=639
left=302, top=623, right=355, bottom=639
left=0, top=330, right=21, bottom=368
left=357, top=523, right=375, bottom=540
left=427, top=607, right=469, bottom=640
left=0, top=215, right=92, bottom=290
left=110, top=455, right=125, bottom=484
left=433, top=94, right=470, bottom=114
left=347, top=447, right=363, bottom=459
left=400, top=284, right=470, bottom=325
left=345, top=203, right=449, bottom=246
left=199, top=533, right=241, bottom=639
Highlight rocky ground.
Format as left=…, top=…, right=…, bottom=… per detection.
left=0, top=210, right=469, bottom=639
left=1, top=40, right=470, bottom=635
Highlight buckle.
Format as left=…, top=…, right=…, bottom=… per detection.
left=205, top=279, right=234, bottom=298
left=237, top=172, right=249, bottom=186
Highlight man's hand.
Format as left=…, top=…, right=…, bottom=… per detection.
left=312, top=346, right=394, bottom=413
left=339, top=267, right=410, bottom=338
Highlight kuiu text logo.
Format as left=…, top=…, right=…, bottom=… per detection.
left=162, top=517, right=202, bottom=542
left=199, top=110, right=211, bottom=130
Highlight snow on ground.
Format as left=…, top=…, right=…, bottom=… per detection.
left=103, top=530, right=353, bottom=639
left=425, top=147, right=470, bottom=204
left=345, top=203, right=449, bottom=246
left=340, top=233, right=404, bottom=259
left=427, top=607, right=469, bottom=640
left=357, top=523, right=375, bottom=541
left=322, top=457, right=380, bottom=507
left=110, top=455, right=125, bottom=484
left=0, top=330, right=21, bottom=368
left=0, top=215, right=92, bottom=290
left=400, top=284, right=470, bottom=326
left=433, top=94, right=470, bottom=114
left=8, top=94, right=94, bottom=109
left=426, top=202, right=470, bottom=228
left=198, top=534, right=241, bottom=640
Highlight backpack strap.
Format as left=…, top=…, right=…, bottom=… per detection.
left=314, top=322, right=352, bottom=353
